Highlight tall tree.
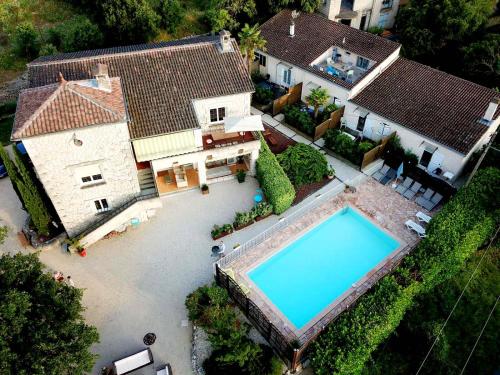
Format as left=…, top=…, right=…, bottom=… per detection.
left=205, top=0, right=256, bottom=32
left=306, top=87, right=330, bottom=119
left=238, top=23, right=266, bottom=72
left=0, top=253, right=99, bottom=374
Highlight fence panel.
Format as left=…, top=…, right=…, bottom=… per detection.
left=313, top=106, right=344, bottom=141
left=272, top=83, right=303, bottom=116
left=360, top=131, right=396, bottom=170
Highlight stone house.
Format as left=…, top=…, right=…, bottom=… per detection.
left=12, top=32, right=262, bottom=242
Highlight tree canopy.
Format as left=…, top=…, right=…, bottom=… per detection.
left=0, top=253, right=99, bottom=374
left=238, top=23, right=266, bottom=72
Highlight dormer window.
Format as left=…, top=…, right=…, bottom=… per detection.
left=210, top=107, right=226, bottom=123
left=356, top=56, right=370, bottom=70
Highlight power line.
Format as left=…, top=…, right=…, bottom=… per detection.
left=415, top=226, right=499, bottom=375
left=459, top=295, right=499, bottom=375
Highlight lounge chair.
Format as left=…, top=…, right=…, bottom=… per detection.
left=372, top=164, right=390, bottom=181
left=405, top=219, right=426, bottom=238
left=395, top=177, right=413, bottom=194
left=416, top=211, right=431, bottom=224
left=381, top=168, right=396, bottom=185
left=403, top=181, right=422, bottom=200
left=415, top=188, right=435, bottom=207
left=422, top=193, right=443, bottom=211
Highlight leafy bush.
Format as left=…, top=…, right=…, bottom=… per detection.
left=358, top=140, right=374, bottom=154
left=256, top=135, right=295, bottom=214
left=310, top=168, right=500, bottom=374
left=323, top=129, right=375, bottom=165
left=367, top=26, right=384, bottom=35
left=251, top=201, right=273, bottom=218
left=47, top=16, right=103, bottom=53
left=277, top=143, right=329, bottom=187
left=0, top=101, right=17, bottom=117
left=211, top=223, right=233, bottom=238
left=251, top=71, right=266, bottom=83
left=317, top=103, right=338, bottom=123
left=38, top=43, right=58, bottom=56
left=253, top=86, right=273, bottom=104
left=283, top=104, right=315, bottom=135
left=12, top=22, right=40, bottom=59
left=158, top=0, right=184, bottom=33
left=186, top=284, right=283, bottom=375
left=234, top=211, right=255, bottom=228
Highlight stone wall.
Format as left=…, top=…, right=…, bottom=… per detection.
left=22, top=122, right=141, bottom=236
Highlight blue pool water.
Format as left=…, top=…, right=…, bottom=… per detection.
left=248, top=207, right=399, bottom=329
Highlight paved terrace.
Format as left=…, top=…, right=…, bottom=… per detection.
left=224, top=178, right=429, bottom=341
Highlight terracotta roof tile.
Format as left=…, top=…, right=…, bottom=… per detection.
left=351, top=58, right=500, bottom=154
left=27, top=35, right=255, bottom=139
left=260, top=10, right=400, bottom=89
left=13, top=78, right=126, bottom=139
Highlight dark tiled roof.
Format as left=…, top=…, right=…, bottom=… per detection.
left=27, top=35, right=254, bottom=139
left=260, top=10, right=400, bottom=89
left=13, top=78, right=126, bottom=139
left=351, top=58, right=500, bottom=154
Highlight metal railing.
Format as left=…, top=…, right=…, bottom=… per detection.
left=72, top=191, right=159, bottom=240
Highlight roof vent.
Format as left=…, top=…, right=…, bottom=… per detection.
left=91, top=63, right=111, bottom=92
left=480, top=97, right=500, bottom=125
left=219, top=30, right=232, bottom=53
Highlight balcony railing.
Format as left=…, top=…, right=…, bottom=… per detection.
left=202, top=131, right=257, bottom=150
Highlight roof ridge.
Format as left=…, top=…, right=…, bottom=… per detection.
left=29, top=35, right=220, bottom=67
left=13, top=83, right=65, bottom=138
left=66, top=81, right=124, bottom=120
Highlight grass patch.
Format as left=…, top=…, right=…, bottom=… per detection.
left=0, top=117, right=14, bottom=145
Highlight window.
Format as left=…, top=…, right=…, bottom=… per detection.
left=283, top=69, right=292, bottom=85
left=357, top=115, right=367, bottom=131
left=356, top=56, right=370, bottom=70
left=76, top=165, right=104, bottom=186
left=419, top=150, right=433, bottom=168
left=94, top=198, right=109, bottom=213
left=254, top=52, right=266, bottom=67
left=209, top=107, right=225, bottom=123
left=381, top=0, right=393, bottom=9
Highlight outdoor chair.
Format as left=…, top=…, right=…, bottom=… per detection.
left=395, top=177, right=413, bottom=194
left=381, top=168, right=396, bottom=185
left=422, top=193, right=443, bottom=211
left=403, top=181, right=422, bottom=200
left=415, top=188, right=435, bottom=208
left=405, top=219, right=426, bottom=238
left=416, top=211, right=431, bottom=224
left=372, top=164, right=390, bottom=181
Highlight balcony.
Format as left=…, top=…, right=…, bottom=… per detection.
left=202, top=131, right=258, bottom=151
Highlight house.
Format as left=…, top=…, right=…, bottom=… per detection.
left=12, top=32, right=262, bottom=241
left=257, top=10, right=500, bottom=181
left=319, top=0, right=401, bottom=30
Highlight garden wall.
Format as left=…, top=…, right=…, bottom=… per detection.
left=272, top=83, right=303, bottom=116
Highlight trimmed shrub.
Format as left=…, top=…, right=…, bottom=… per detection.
left=310, top=168, right=499, bottom=374
left=253, top=86, right=273, bottom=105
left=277, top=143, right=329, bottom=187
left=256, top=135, right=295, bottom=214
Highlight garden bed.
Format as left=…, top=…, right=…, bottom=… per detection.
left=323, top=128, right=376, bottom=167
left=293, top=177, right=333, bottom=205
left=282, top=102, right=339, bottom=138
left=263, top=124, right=296, bottom=154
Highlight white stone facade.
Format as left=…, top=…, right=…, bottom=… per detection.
left=22, top=122, right=140, bottom=236
left=319, top=0, right=401, bottom=30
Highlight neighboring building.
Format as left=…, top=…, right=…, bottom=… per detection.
left=319, top=0, right=400, bottom=30
left=257, top=10, right=500, bottom=180
left=12, top=32, right=262, bottom=239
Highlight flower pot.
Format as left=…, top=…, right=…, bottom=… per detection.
left=327, top=174, right=334, bottom=180
left=202, top=189, right=209, bottom=195
left=79, top=249, right=87, bottom=257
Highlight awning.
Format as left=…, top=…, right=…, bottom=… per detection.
left=224, top=115, right=264, bottom=132
left=306, top=81, right=320, bottom=91
left=354, top=107, right=369, bottom=117
left=420, top=141, right=438, bottom=153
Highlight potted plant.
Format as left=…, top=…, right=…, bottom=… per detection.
left=63, top=236, right=86, bottom=256
left=236, top=169, right=246, bottom=183
left=233, top=211, right=255, bottom=230
left=327, top=167, right=335, bottom=180
left=201, top=184, right=209, bottom=195
left=211, top=224, right=233, bottom=240
left=252, top=202, right=273, bottom=221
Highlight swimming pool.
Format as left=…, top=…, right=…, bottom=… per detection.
left=247, top=206, right=400, bottom=330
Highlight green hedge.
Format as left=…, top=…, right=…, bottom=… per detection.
left=256, top=135, right=295, bottom=214
left=277, top=143, right=329, bottom=187
left=311, top=168, right=499, bottom=374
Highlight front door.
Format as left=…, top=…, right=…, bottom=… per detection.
left=360, top=15, right=367, bottom=30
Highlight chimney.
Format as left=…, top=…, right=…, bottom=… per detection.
left=290, top=10, right=299, bottom=37
left=482, top=97, right=500, bottom=124
left=219, top=30, right=232, bottom=53
left=91, top=63, right=111, bottom=92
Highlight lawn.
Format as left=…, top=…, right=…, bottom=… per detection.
left=0, top=117, right=14, bottom=145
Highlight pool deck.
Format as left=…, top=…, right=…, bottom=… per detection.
left=223, top=178, right=429, bottom=341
